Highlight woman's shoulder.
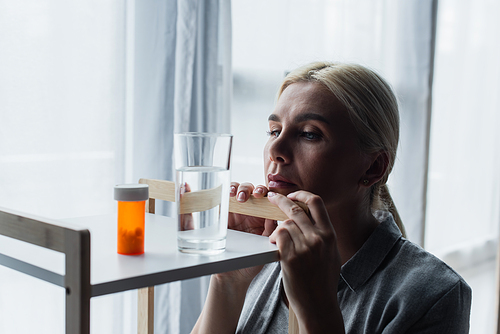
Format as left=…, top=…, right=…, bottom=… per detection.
left=339, top=214, right=471, bottom=332
left=385, top=233, right=472, bottom=314
left=395, top=234, right=467, bottom=287
left=352, top=211, right=468, bottom=290
left=375, top=214, right=469, bottom=294
left=379, top=236, right=471, bottom=331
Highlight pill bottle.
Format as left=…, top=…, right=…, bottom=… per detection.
left=114, top=184, right=149, bottom=255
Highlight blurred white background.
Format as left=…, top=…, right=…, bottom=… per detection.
left=1, top=0, right=499, bottom=333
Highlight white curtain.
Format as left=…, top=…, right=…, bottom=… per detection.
left=141, top=0, right=232, bottom=333
left=0, top=1, right=127, bottom=333
left=3, top=1, right=499, bottom=333
left=0, top=0, right=231, bottom=333
left=425, top=0, right=500, bottom=332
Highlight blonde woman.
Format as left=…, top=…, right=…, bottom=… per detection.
left=192, top=62, right=471, bottom=333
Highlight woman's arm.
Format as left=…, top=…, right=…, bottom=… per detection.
left=191, top=274, right=251, bottom=334
left=192, top=182, right=277, bottom=334
left=268, top=191, right=346, bottom=334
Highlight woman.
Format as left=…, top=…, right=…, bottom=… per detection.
left=192, top=62, right=471, bottom=333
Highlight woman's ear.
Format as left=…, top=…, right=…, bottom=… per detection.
left=361, top=151, right=389, bottom=187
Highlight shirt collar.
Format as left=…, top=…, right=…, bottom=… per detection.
left=340, top=213, right=402, bottom=292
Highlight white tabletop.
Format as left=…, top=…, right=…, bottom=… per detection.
left=63, top=213, right=279, bottom=297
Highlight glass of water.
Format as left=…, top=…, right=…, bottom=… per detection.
left=174, top=132, right=233, bottom=254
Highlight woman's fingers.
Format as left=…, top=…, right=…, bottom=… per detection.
left=286, top=191, right=333, bottom=232
left=252, top=184, right=268, bottom=198
left=269, top=221, right=295, bottom=255
left=235, top=182, right=254, bottom=202
left=267, top=192, right=316, bottom=236
left=228, top=182, right=274, bottom=237
left=269, top=219, right=307, bottom=246
left=229, top=182, right=239, bottom=197
left=230, top=182, right=269, bottom=202
left=262, top=219, right=278, bottom=237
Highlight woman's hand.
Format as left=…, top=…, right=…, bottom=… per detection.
left=228, top=182, right=278, bottom=237
left=193, top=182, right=281, bottom=334
left=215, top=182, right=278, bottom=285
left=179, top=182, right=194, bottom=231
left=268, top=191, right=345, bottom=333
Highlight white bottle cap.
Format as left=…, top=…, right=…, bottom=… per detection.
left=114, top=184, right=149, bottom=202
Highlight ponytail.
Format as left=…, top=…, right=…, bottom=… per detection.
left=373, top=184, right=406, bottom=238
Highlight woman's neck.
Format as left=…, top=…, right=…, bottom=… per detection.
left=327, top=204, right=380, bottom=265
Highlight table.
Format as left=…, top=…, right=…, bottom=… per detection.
left=0, top=209, right=279, bottom=334
left=71, top=213, right=279, bottom=297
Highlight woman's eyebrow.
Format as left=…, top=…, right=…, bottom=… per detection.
left=268, top=113, right=330, bottom=124
left=294, top=113, right=330, bottom=124
left=268, top=114, right=280, bottom=122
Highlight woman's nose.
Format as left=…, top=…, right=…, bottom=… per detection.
left=268, top=135, right=291, bottom=164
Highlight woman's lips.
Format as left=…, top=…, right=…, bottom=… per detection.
left=268, top=180, right=296, bottom=188
left=268, top=174, right=297, bottom=189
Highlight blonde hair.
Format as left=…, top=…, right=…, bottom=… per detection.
left=278, top=62, right=406, bottom=238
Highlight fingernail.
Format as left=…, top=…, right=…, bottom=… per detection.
left=237, top=192, right=246, bottom=202
left=268, top=191, right=276, bottom=198
left=230, top=186, right=236, bottom=194
left=254, top=187, right=264, bottom=194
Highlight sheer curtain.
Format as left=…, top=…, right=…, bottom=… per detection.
left=148, top=0, right=232, bottom=333
left=426, top=0, right=500, bottom=332
left=0, top=0, right=231, bottom=333
left=0, top=1, right=126, bottom=333
left=3, top=1, right=499, bottom=333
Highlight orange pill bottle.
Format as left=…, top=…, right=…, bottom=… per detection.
left=114, top=184, right=149, bottom=255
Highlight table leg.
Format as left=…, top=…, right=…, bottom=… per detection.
left=65, top=230, right=91, bottom=334
left=288, top=306, right=299, bottom=334
left=138, top=286, right=155, bottom=334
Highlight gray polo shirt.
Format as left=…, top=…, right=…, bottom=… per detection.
left=236, top=214, right=472, bottom=333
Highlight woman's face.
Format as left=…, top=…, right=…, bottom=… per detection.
left=264, top=81, right=372, bottom=209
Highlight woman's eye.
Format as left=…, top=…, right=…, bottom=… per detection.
left=267, top=130, right=280, bottom=138
left=301, top=131, right=320, bottom=140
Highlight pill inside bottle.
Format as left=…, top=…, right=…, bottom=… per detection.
left=114, top=184, right=149, bottom=255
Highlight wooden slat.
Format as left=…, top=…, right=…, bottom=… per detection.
left=180, top=185, right=222, bottom=214
left=229, top=197, right=309, bottom=221
left=146, top=198, right=155, bottom=214
left=230, top=196, right=288, bottom=220
left=138, top=287, right=155, bottom=334
left=139, top=178, right=175, bottom=202
left=137, top=179, right=309, bottom=220
left=288, top=306, right=299, bottom=334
